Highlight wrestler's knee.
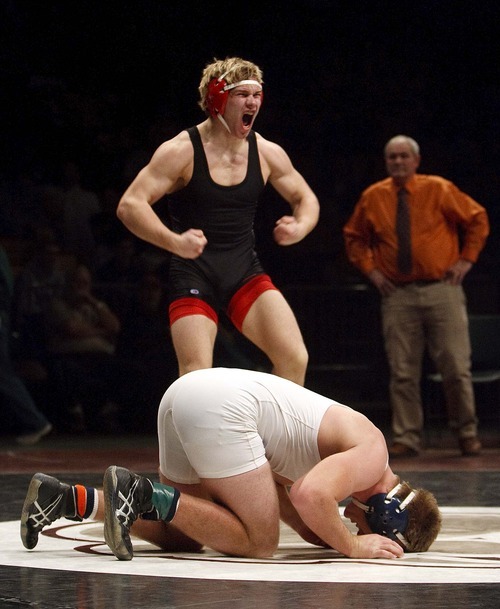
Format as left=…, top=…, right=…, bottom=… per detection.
left=246, top=526, right=280, bottom=558
left=293, top=341, right=309, bottom=370
left=275, top=341, right=308, bottom=377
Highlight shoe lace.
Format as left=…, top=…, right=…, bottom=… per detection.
left=30, top=494, right=63, bottom=529
left=115, top=477, right=141, bottom=527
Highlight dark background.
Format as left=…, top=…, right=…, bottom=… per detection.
left=1, top=0, right=498, bottom=286
left=0, top=0, right=499, bottom=434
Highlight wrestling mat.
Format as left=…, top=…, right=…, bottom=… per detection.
left=1, top=507, right=499, bottom=583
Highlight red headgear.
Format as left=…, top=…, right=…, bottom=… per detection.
left=206, top=76, right=230, bottom=118
left=206, top=72, right=263, bottom=119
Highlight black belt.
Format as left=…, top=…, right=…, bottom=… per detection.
left=397, top=279, right=443, bottom=287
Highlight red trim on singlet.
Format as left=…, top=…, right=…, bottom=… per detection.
left=228, top=274, right=278, bottom=332
left=169, top=297, right=218, bottom=326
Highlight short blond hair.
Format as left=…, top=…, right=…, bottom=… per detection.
left=198, top=57, right=264, bottom=114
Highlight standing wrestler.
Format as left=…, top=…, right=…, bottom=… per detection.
left=116, top=57, right=320, bottom=385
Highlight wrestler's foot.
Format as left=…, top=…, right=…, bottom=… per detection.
left=21, top=473, right=79, bottom=550
left=103, top=465, right=154, bottom=561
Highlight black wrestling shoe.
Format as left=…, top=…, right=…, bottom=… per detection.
left=20, top=473, right=79, bottom=550
left=103, top=465, right=154, bottom=561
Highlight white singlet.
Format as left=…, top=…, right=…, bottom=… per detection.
left=157, top=368, right=339, bottom=484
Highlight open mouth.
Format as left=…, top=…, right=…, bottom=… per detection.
left=242, top=113, right=253, bottom=127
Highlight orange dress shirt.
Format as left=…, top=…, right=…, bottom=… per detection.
left=343, top=174, right=490, bottom=283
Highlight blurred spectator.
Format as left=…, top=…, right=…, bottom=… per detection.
left=0, top=245, right=52, bottom=445
left=42, top=263, right=133, bottom=432
left=45, top=263, right=121, bottom=355
left=12, top=228, right=67, bottom=364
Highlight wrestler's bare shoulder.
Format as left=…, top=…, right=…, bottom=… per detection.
left=147, top=130, right=194, bottom=184
left=255, top=132, right=291, bottom=161
left=153, top=130, right=193, bottom=161
left=254, top=131, right=284, bottom=154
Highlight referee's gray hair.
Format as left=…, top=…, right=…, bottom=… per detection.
left=384, top=135, right=420, bottom=156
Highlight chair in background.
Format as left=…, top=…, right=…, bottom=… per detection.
left=425, top=314, right=500, bottom=434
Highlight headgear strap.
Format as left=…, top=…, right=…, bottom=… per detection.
left=223, top=79, right=262, bottom=91
left=206, top=70, right=262, bottom=133
left=351, top=483, right=416, bottom=550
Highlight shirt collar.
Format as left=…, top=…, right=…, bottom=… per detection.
left=392, top=174, right=417, bottom=195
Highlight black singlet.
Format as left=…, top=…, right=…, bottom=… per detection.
left=167, top=126, right=267, bottom=310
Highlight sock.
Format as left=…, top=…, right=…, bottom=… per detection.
left=146, top=482, right=180, bottom=522
left=68, top=485, right=98, bottom=520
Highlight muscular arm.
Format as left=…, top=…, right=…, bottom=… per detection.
left=275, top=481, right=329, bottom=547
left=257, top=135, right=320, bottom=246
left=116, top=133, right=207, bottom=259
left=289, top=449, right=403, bottom=559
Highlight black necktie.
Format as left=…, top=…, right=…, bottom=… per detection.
left=396, top=188, right=412, bottom=274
